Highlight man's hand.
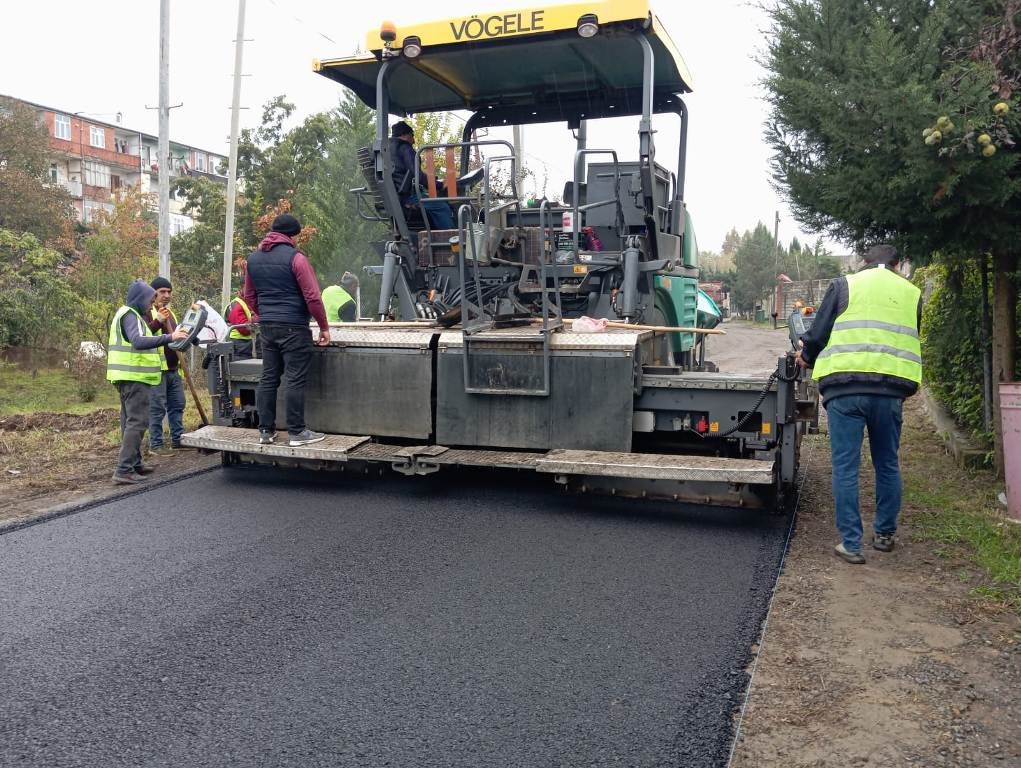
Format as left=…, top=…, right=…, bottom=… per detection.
left=171, top=328, right=189, bottom=342
left=316, top=328, right=331, bottom=346
left=794, top=340, right=809, bottom=369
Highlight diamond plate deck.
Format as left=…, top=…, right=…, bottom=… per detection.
left=641, top=373, right=778, bottom=391
left=534, top=450, right=776, bottom=484
left=437, top=327, right=650, bottom=350
left=180, top=426, right=369, bottom=461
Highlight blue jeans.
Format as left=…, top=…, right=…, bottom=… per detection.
left=149, top=370, right=185, bottom=448
left=405, top=194, right=455, bottom=229
left=825, top=394, right=904, bottom=553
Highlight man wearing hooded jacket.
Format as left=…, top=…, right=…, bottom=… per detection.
left=107, top=280, right=188, bottom=485
left=242, top=214, right=331, bottom=447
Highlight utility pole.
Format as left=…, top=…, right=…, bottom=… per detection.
left=158, top=0, right=171, bottom=278
left=772, top=210, right=780, bottom=327
left=222, top=0, right=247, bottom=310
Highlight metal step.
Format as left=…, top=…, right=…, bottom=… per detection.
left=180, top=426, right=369, bottom=461
left=534, top=450, right=775, bottom=485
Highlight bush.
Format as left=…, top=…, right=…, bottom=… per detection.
left=918, top=262, right=1021, bottom=443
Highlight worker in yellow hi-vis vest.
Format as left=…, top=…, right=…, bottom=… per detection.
left=107, top=280, right=188, bottom=485
left=796, top=245, right=922, bottom=565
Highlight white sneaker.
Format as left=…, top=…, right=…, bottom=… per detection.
left=288, top=430, right=325, bottom=447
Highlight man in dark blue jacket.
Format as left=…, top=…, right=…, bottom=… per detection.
left=242, top=214, right=330, bottom=447
left=390, top=121, right=455, bottom=230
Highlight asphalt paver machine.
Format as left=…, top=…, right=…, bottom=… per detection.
left=183, top=0, right=818, bottom=510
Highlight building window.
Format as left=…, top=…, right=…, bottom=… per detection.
left=170, top=214, right=192, bottom=236
left=89, top=125, right=106, bottom=148
left=84, top=161, right=110, bottom=189
left=196, top=153, right=206, bottom=172
left=54, top=114, right=71, bottom=140
left=49, top=164, right=58, bottom=183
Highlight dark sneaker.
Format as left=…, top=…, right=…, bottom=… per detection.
left=134, top=464, right=156, bottom=476
left=112, top=472, right=147, bottom=485
left=289, top=430, right=326, bottom=447
left=872, top=534, right=896, bottom=552
left=834, top=543, right=866, bottom=564
left=149, top=445, right=168, bottom=455
left=258, top=431, right=276, bottom=445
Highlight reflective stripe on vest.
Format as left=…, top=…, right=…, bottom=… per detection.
left=812, top=267, right=922, bottom=384
left=225, top=297, right=253, bottom=339
left=107, top=306, right=162, bottom=385
left=150, top=306, right=179, bottom=370
left=322, top=285, right=354, bottom=323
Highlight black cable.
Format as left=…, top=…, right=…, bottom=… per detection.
left=688, top=360, right=799, bottom=439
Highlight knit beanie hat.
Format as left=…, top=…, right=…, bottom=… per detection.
left=271, top=214, right=302, bottom=237
left=150, top=276, right=172, bottom=291
left=391, top=120, right=413, bottom=138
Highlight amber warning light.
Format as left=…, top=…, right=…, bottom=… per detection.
left=380, top=20, right=397, bottom=43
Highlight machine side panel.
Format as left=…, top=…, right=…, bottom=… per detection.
left=300, top=346, right=434, bottom=439
left=435, top=348, right=635, bottom=451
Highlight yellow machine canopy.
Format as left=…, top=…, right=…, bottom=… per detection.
left=314, top=0, right=693, bottom=122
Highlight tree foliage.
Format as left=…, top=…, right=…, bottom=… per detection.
left=0, top=99, right=75, bottom=250
left=0, top=230, right=78, bottom=348
left=731, top=223, right=778, bottom=311
left=764, top=0, right=1020, bottom=471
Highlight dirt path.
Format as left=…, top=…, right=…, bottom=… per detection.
left=710, top=320, right=792, bottom=374
left=732, top=403, right=1020, bottom=767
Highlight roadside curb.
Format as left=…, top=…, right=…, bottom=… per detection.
left=921, top=387, right=989, bottom=469
left=0, top=462, right=220, bottom=537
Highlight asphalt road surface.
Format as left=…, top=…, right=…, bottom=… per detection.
left=1, top=467, right=789, bottom=767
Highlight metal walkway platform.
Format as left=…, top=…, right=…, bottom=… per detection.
left=181, top=427, right=775, bottom=487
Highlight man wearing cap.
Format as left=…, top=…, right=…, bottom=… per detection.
left=108, top=280, right=189, bottom=484
left=242, top=214, right=330, bottom=447
left=321, top=271, right=359, bottom=323
left=146, top=276, right=186, bottom=452
left=796, top=244, right=923, bottom=564
left=390, top=121, right=456, bottom=230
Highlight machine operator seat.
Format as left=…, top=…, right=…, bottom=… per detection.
left=355, top=146, right=425, bottom=229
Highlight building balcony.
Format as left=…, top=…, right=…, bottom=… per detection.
left=60, top=179, right=83, bottom=197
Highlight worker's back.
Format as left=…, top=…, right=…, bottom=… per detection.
left=247, top=236, right=308, bottom=326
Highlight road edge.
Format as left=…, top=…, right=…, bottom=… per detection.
left=0, top=462, right=220, bottom=537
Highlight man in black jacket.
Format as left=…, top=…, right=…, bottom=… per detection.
left=389, top=121, right=455, bottom=230
left=796, top=245, right=923, bottom=564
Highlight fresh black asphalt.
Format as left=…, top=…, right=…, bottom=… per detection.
left=0, top=466, right=789, bottom=767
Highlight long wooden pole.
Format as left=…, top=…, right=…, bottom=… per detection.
left=178, top=358, right=209, bottom=426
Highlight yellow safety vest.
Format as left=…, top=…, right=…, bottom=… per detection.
left=224, top=297, right=253, bottom=339
left=150, top=306, right=179, bottom=371
left=812, top=267, right=922, bottom=384
left=322, top=285, right=354, bottom=323
left=107, top=306, right=162, bottom=385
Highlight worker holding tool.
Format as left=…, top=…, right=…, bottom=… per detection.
left=242, top=214, right=330, bottom=447
left=321, top=271, right=358, bottom=323
left=107, top=280, right=189, bottom=485
left=224, top=267, right=258, bottom=358
left=146, top=276, right=187, bottom=453
left=796, top=245, right=922, bottom=564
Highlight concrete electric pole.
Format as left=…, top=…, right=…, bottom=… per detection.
left=222, top=0, right=247, bottom=310
left=158, top=0, right=171, bottom=278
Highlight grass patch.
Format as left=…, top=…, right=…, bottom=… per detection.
left=901, top=400, right=1021, bottom=611
left=0, top=364, right=118, bottom=416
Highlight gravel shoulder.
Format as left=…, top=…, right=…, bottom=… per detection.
left=732, top=401, right=1020, bottom=766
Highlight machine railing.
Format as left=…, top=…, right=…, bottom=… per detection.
left=570, top=149, right=624, bottom=256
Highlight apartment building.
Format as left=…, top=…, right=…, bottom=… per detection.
left=6, top=95, right=227, bottom=231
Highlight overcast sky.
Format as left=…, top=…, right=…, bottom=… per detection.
left=2, top=0, right=830, bottom=254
